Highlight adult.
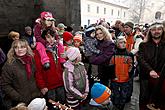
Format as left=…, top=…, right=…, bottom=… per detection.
left=137, top=21, right=165, bottom=109
left=1, top=39, right=41, bottom=109
left=89, top=25, right=115, bottom=86
left=112, top=20, right=123, bottom=37
left=123, top=22, right=135, bottom=52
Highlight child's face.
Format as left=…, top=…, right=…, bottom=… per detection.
left=45, top=34, right=55, bottom=45
left=44, top=20, right=53, bottom=27
left=72, top=55, right=82, bottom=64
left=90, top=31, right=95, bottom=38
left=117, top=39, right=126, bottom=49
left=101, top=98, right=111, bottom=105
left=74, top=41, right=81, bottom=47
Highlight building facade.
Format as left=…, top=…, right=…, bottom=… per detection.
left=80, top=0, right=131, bottom=27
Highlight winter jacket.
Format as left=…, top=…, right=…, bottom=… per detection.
left=84, top=35, right=100, bottom=57
left=137, top=40, right=165, bottom=79
left=110, top=48, right=134, bottom=83
left=89, top=40, right=115, bottom=65
left=34, top=49, right=64, bottom=90
left=63, top=61, right=89, bottom=99
left=34, top=23, right=47, bottom=46
left=1, top=57, right=41, bottom=106
left=126, top=33, right=134, bottom=52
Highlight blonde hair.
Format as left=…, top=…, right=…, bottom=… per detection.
left=8, top=31, right=20, bottom=39
left=10, top=103, right=28, bottom=110
left=7, top=39, right=34, bottom=64
left=95, top=25, right=113, bottom=41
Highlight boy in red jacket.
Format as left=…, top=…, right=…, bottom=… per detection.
left=34, top=29, right=66, bottom=106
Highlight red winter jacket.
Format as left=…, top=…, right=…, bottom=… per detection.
left=34, top=49, right=64, bottom=90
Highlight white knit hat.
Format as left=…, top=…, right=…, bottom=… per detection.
left=66, top=47, right=81, bottom=61
left=28, top=98, right=46, bottom=110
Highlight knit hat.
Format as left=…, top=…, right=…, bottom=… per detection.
left=63, top=31, right=73, bottom=42
left=25, top=26, right=32, bottom=32
left=85, top=26, right=95, bottom=37
left=40, top=11, right=55, bottom=21
left=73, top=35, right=82, bottom=42
left=124, top=22, right=134, bottom=29
left=91, top=83, right=111, bottom=104
left=66, top=47, right=81, bottom=61
left=28, top=98, right=46, bottom=110
left=57, top=23, right=67, bottom=29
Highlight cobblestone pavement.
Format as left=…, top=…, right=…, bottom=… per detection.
left=124, top=79, right=140, bottom=110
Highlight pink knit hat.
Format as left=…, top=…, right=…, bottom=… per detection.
left=40, top=11, right=55, bottom=21
left=66, top=47, right=81, bottom=61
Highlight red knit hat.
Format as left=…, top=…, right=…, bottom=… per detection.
left=63, top=31, right=73, bottom=42
left=73, top=35, right=82, bottom=42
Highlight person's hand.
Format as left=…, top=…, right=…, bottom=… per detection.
left=149, top=70, right=159, bottom=78
left=81, top=93, right=88, bottom=99
left=41, top=88, right=48, bottom=95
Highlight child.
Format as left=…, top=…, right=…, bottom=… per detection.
left=84, top=26, right=101, bottom=57
left=57, top=23, right=67, bottom=42
left=73, top=35, right=82, bottom=48
left=109, top=36, right=134, bottom=110
left=63, top=47, right=89, bottom=109
left=90, top=82, right=113, bottom=110
left=8, top=31, right=20, bottom=41
left=84, top=26, right=100, bottom=91
left=63, top=31, right=74, bottom=51
left=34, top=29, right=66, bottom=106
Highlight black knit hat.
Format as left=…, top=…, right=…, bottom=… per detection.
left=85, top=26, right=95, bottom=37
left=124, top=22, right=134, bottom=29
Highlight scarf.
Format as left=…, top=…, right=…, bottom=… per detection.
left=47, top=43, right=58, bottom=63
left=18, top=55, right=33, bottom=80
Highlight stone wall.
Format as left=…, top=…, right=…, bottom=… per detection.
left=0, top=0, right=81, bottom=37
left=0, top=0, right=38, bottom=37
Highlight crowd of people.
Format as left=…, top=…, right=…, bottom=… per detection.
left=0, top=11, right=165, bottom=110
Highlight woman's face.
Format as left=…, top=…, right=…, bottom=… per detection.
left=14, top=43, right=27, bottom=56
left=96, top=29, right=104, bottom=40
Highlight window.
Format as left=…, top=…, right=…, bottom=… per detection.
left=104, top=8, right=106, bottom=14
left=87, top=4, right=90, bottom=12
left=111, top=9, right=113, bottom=16
left=97, top=6, right=99, bottom=14
left=118, top=10, right=120, bottom=16
left=88, top=19, right=90, bottom=25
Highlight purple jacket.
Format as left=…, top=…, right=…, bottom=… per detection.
left=89, top=40, right=115, bottom=65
